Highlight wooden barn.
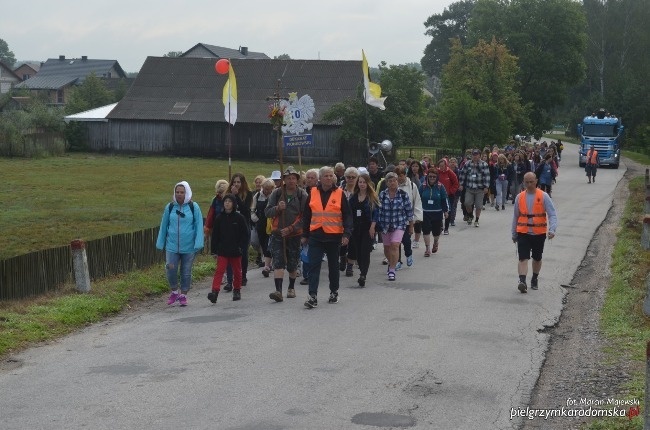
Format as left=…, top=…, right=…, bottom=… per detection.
left=81, top=56, right=367, bottom=164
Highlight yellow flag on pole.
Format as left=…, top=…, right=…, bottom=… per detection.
left=362, top=50, right=386, bottom=110
left=222, top=63, right=237, bottom=125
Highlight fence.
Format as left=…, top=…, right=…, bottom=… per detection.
left=0, top=227, right=164, bottom=301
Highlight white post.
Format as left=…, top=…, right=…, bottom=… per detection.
left=71, top=239, right=91, bottom=292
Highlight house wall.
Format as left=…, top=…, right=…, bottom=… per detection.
left=0, top=66, right=20, bottom=94
left=13, top=64, right=37, bottom=81
left=80, top=119, right=346, bottom=163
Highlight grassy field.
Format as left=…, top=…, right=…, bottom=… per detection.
left=0, top=154, right=317, bottom=260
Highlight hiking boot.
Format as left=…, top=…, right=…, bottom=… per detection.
left=518, top=281, right=527, bottom=293
left=207, top=290, right=219, bottom=304
left=300, top=278, right=309, bottom=285
left=345, top=265, right=353, bottom=277
left=224, top=283, right=233, bottom=292
left=304, top=295, right=318, bottom=308
left=531, top=278, right=538, bottom=290
left=178, top=294, right=188, bottom=306
left=467, top=216, right=473, bottom=225
left=269, top=291, right=283, bottom=302
left=242, top=278, right=248, bottom=287
left=328, top=292, right=339, bottom=304
left=502, top=205, right=505, bottom=210
left=167, top=291, right=179, bottom=305
left=358, top=275, right=366, bottom=287
left=495, top=205, right=500, bottom=211
left=287, top=288, right=296, bottom=298
left=406, top=255, right=414, bottom=267
left=233, top=289, right=241, bottom=301
left=339, top=258, right=346, bottom=272
left=262, top=267, right=271, bottom=278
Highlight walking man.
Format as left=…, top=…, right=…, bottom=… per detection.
left=512, top=172, right=558, bottom=293
left=585, top=144, right=599, bottom=183
left=302, top=166, right=353, bottom=308
left=458, top=149, right=491, bottom=227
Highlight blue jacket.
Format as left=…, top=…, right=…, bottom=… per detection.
left=419, top=182, right=449, bottom=219
left=156, top=181, right=204, bottom=254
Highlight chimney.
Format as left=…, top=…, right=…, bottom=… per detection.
left=59, top=55, right=65, bottom=60
left=81, top=56, right=87, bottom=61
left=239, top=46, right=248, bottom=56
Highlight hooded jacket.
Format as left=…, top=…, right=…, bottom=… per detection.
left=156, top=181, right=204, bottom=254
left=397, top=177, right=423, bottom=222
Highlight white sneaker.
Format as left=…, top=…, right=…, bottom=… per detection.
left=412, top=242, right=419, bottom=249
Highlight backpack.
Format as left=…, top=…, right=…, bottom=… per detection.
left=168, top=200, right=195, bottom=217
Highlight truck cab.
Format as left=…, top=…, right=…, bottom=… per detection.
left=577, top=109, right=623, bottom=169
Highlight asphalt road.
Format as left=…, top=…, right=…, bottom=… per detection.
left=0, top=143, right=625, bottom=430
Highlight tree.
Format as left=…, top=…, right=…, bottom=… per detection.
left=64, top=73, right=114, bottom=115
left=0, top=38, right=16, bottom=67
left=421, top=0, right=476, bottom=78
left=437, top=38, right=529, bottom=151
left=163, top=51, right=183, bottom=58
left=274, top=54, right=291, bottom=60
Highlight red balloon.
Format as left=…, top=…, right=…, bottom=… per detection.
left=215, top=59, right=230, bottom=74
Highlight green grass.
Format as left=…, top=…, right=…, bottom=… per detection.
left=0, top=255, right=215, bottom=357
left=585, top=176, right=650, bottom=430
left=0, top=154, right=317, bottom=259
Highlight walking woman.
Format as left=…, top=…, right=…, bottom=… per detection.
left=156, top=181, right=204, bottom=307
left=507, top=152, right=529, bottom=204
left=377, top=172, right=414, bottom=281
left=251, top=178, right=276, bottom=277
left=494, top=154, right=510, bottom=211
left=347, top=173, right=379, bottom=287
left=340, top=167, right=359, bottom=276
left=419, top=169, right=449, bottom=256
left=226, top=173, right=253, bottom=289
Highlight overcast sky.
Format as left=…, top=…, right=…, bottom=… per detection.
left=2, top=0, right=454, bottom=73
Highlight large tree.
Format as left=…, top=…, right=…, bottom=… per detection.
left=468, top=0, right=587, bottom=134
left=421, top=0, right=475, bottom=78
left=437, top=38, right=528, bottom=150
left=0, top=38, right=16, bottom=66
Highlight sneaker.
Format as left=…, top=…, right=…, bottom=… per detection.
left=443, top=229, right=449, bottom=235
left=167, top=291, right=179, bottom=305
left=304, top=295, right=318, bottom=308
left=388, top=271, right=396, bottom=281
left=207, top=290, right=219, bottom=303
left=412, top=242, right=419, bottom=249
left=406, top=255, right=414, bottom=267
left=495, top=205, right=500, bottom=211
left=256, top=260, right=265, bottom=268
left=242, top=278, right=248, bottom=287
left=474, top=221, right=480, bottom=228
left=328, top=292, right=339, bottom=304
left=345, top=265, right=353, bottom=277
left=382, top=257, right=389, bottom=265
left=358, top=275, right=366, bottom=287
left=395, top=261, right=403, bottom=271
left=300, top=278, right=309, bottom=285
left=178, top=294, right=188, bottom=306
left=339, top=259, right=346, bottom=272
left=467, top=216, right=473, bottom=225
left=530, top=278, right=538, bottom=290
left=450, top=221, right=455, bottom=226
left=502, top=205, right=505, bottom=210
left=518, top=281, right=527, bottom=293
left=287, top=288, right=296, bottom=298
left=224, top=283, right=233, bottom=292
left=233, top=289, right=241, bottom=301
left=262, top=267, right=270, bottom=277
left=269, top=291, right=283, bottom=302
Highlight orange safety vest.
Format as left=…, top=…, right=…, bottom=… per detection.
left=309, top=187, right=344, bottom=234
left=516, top=189, right=547, bottom=235
left=587, top=149, right=598, bottom=165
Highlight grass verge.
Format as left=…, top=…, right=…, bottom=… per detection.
left=0, top=254, right=215, bottom=359
left=586, top=170, right=650, bottom=429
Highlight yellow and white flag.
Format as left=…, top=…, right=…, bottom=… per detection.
left=362, top=50, right=386, bottom=110
left=222, top=63, right=237, bottom=125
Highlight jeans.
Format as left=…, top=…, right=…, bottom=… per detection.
left=307, top=237, right=341, bottom=297
left=165, top=251, right=196, bottom=292
left=496, top=178, right=508, bottom=207
left=399, top=229, right=413, bottom=262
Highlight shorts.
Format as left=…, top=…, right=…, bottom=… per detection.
left=382, top=229, right=405, bottom=245
left=517, top=233, right=546, bottom=261
left=421, top=212, right=443, bottom=236
left=269, top=235, right=301, bottom=272
left=464, top=188, right=484, bottom=209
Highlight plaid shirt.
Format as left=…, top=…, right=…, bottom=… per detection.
left=377, top=188, right=414, bottom=231
left=458, top=160, right=490, bottom=189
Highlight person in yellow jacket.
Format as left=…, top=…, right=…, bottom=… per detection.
left=301, top=166, right=353, bottom=308
left=511, top=172, right=558, bottom=293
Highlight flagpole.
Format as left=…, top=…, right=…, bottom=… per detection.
left=228, top=66, right=232, bottom=180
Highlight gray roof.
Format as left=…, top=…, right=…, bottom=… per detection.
left=15, top=57, right=126, bottom=90
left=182, top=43, right=270, bottom=60
left=108, top=56, right=362, bottom=124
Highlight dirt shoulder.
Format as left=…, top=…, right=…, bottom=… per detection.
left=523, top=158, right=645, bottom=430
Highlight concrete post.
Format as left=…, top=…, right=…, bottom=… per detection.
left=71, top=239, right=91, bottom=293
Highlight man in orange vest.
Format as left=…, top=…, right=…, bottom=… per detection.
left=301, top=166, right=353, bottom=308
left=585, top=144, right=599, bottom=183
left=511, top=172, right=558, bottom=293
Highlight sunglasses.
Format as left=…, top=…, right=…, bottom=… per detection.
left=176, top=210, right=185, bottom=218
left=345, top=176, right=357, bottom=179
